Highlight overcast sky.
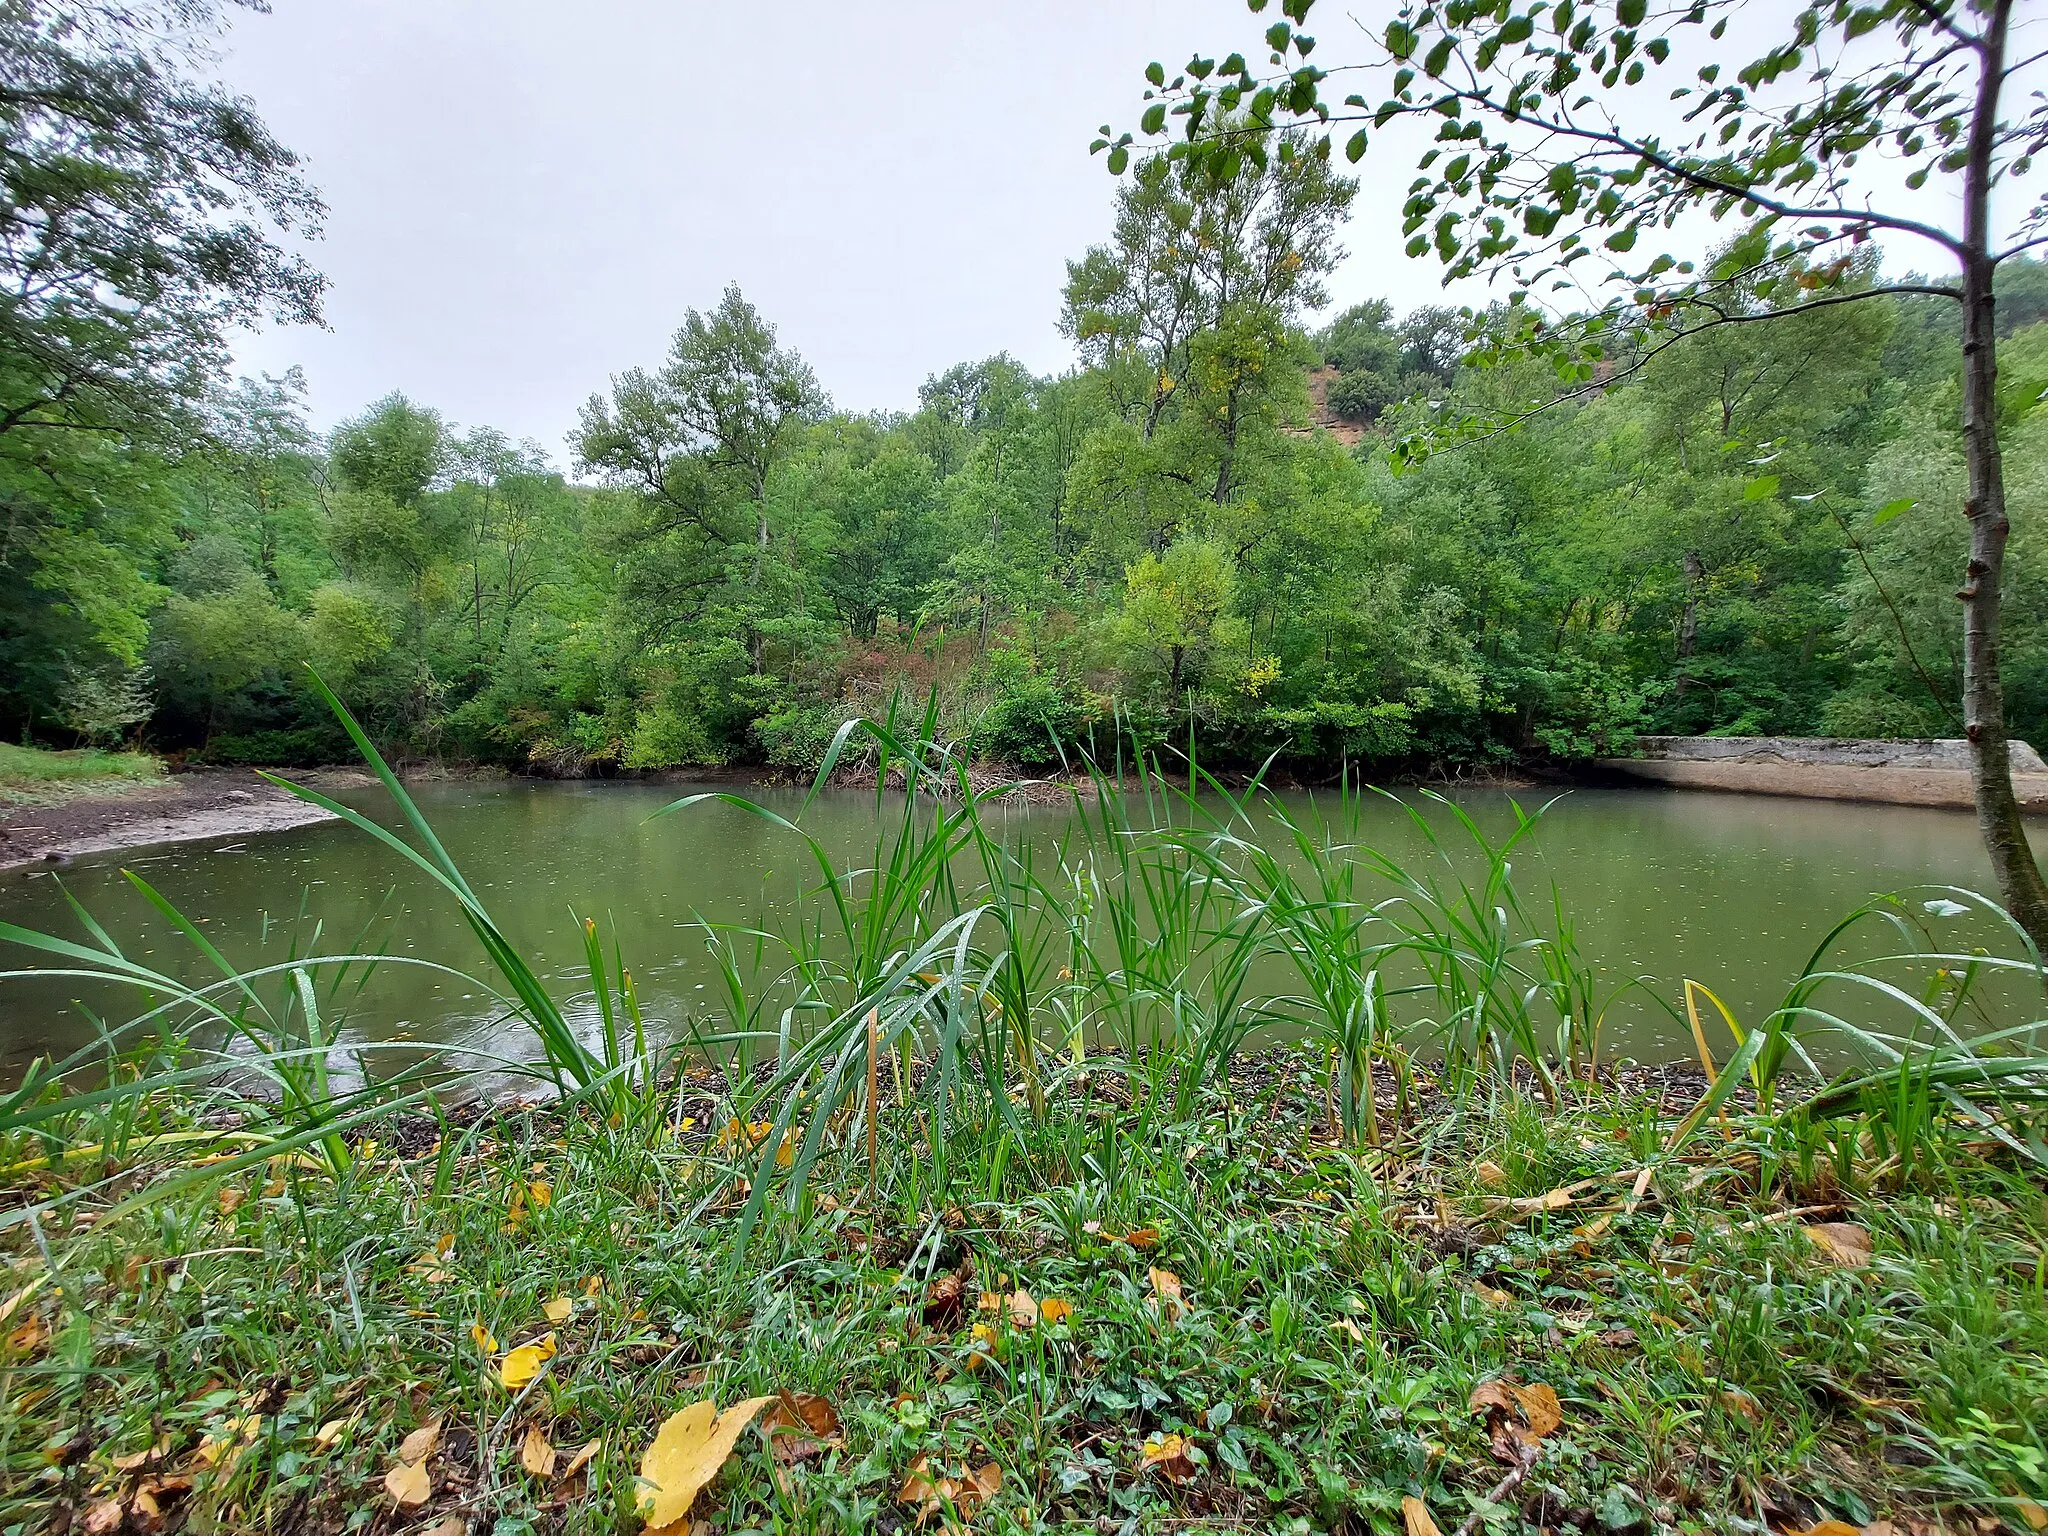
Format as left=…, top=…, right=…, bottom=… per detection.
left=216, top=2, right=1984, bottom=457
left=216, top=0, right=1495, bottom=452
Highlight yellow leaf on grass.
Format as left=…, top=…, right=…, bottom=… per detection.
left=1039, top=1297, right=1074, bottom=1325
left=520, top=1424, right=557, bottom=1479
left=1784, top=1523, right=1863, bottom=1536
left=419, top=1518, right=466, bottom=1536
left=1474, top=1160, right=1507, bottom=1189
left=384, top=1458, right=432, bottom=1507
left=583, top=1275, right=604, bottom=1296
left=2018, top=1500, right=2048, bottom=1533
left=499, top=1332, right=557, bottom=1390
left=470, top=1323, right=498, bottom=1355
left=544, top=1295, right=573, bottom=1323
left=559, top=1438, right=600, bottom=1482
left=1402, top=1494, right=1443, bottom=1536
left=1006, top=1289, right=1038, bottom=1328
left=528, top=1180, right=552, bottom=1208
left=313, top=1418, right=351, bottom=1452
left=1138, top=1432, right=1197, bottom=1484
left=1148, top=1267, right=1183, bottom=1320
left=398, top=1420, right=441, bottom=1464
left=636, top=1396, right=774, bottom=1528
left=1804, top=1222, right=1873, bottom=1269
left=1511, top=1382, right=1562, bottom=1439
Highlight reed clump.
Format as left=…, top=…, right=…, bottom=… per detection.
left=2, top=688, right=2046, bottom=1534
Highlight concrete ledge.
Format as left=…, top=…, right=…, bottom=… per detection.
left=1594, top=738, right=2048, bottom=813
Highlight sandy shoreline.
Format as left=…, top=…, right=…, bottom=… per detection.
left=0, top=769, right=369, bottom=870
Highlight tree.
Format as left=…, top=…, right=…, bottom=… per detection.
left=1118, top=536, right=1239, bottom=697
left=1115, top=0, right=2048, bottom=945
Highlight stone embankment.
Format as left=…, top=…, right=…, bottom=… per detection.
left=1595, top=736, right=2048, bottom=813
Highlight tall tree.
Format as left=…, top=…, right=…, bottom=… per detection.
left=1116, top=0, right=2048, bottom=944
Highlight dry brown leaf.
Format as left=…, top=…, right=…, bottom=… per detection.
left=559, top=1438, right=600, bottom=1482
left=1402, top=1494, right=1443, bottom=1536
left=2018, top=1501, right=2048, bottom=1533
left=636, top=1396, right=774, bottom=1527
left=216, top=1187, right=245, bottom=1216
left=420, top=1519, right=467, bottom=1536
left=897, top=1455, right=1002, bottom=1518
left=1139, top=1431, right=1198, bottom=1485
left=1119, top=1226, right=1160, bottom=1249
left=1006, top=1289, right=1038, bottom=1328
left=1148, top=1267, right=1183, bottom=1321
left=760, top=1391, right=841, bottom=1463
left=83, top=1500, right=124, bottom=1536
left=1474, top=1160, right=1507, bottom=1189
left=397, top=1419, right=441, bottom=1465
left=1805, top=1222, right=1874, bottom=1268
left=520, top=1423, right=557, bottom=1479
left=383, top=1457, right=432, bottom=1507
left=1718, top=1388, right=1763, bottom=1425
left=1039, top=1297, right=1074, bottom=1325
left=1512, top=1382, right=1562, bottom=1438
left=922, top=1272, right=964, bottom=1327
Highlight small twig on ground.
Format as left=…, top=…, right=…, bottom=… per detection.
left=1456, top=1446, right=1540, bottom=1536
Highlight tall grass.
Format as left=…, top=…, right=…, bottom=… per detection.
left=4, top=675, right=2047, bottom=1245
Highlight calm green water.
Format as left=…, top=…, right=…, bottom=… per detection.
left=0, top=780, right=2038, bottom=1076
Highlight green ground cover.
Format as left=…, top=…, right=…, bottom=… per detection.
left=1, top=698, right=2044, bottom=1535
left=0, top=744, right=161, bottom=808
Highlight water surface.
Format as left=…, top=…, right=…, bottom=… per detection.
left=0, top=780, right=2036, bottom=1076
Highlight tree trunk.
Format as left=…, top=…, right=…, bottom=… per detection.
left=1959, top=0, right=2048, bottom=949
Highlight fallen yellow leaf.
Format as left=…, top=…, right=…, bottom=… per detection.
left=528, top=1180, right=552, bottom=1208
left=583, top=1275, right=604, bottom=1296
left=520, top=1424, right=557, bottom=1479
left=470, top=1322, right=498, bottom=1355
left=1148, top=1267, right=1183, bottom=1321
left=1006, top=1289, right=1038, bottom=1328
left=499, top=1331, right=557, bottom=1391
left=1784, top=1524, right=1862, bottom=1536
left=1804, top=1222, right=1873, bottom=1268
left=1138, top=1431, right=1197, bottom=1484
left=397, top=1420, right=441, bottom=1464
left=559, top=1438, right=600, bottom=1482
left=1039, top=1297, right=1074, bottom=1325
left=1402, top=1494, right=1443, bottom=1536
left=384, top=1458, right=431, bottom=1508
left=544, top=1295, right=573, bottom=1323
left=419, top=1518, right=467, bottom=1536
left=1474, top=1160, right=1507, bottom=1189
left=637, top=1396, right=774, bottom=1528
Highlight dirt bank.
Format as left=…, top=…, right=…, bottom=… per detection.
left=0, top=768, right=370, bottom=870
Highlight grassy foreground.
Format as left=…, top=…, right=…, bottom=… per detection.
left=0, top=744, right=161, bottom=807
left=4, top=1060, right=2045, bottom=1536
left=2, top=689, right=2046, bottom=1534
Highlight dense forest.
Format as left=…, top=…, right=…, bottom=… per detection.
left=8, top=33, right=2048, bottom=779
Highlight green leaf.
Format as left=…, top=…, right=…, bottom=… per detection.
left=1385, top=20, right=1417, bottom=58
left=1143, top=104, right=1167, bottom=135
left=1107, top=146, right=1130, bottom=175
left=1345, top=129, right=1367, bottom=162
left=1619, top=0, right=1646, bottom=22
left=1872, top=497, right=1917, bottom=528
left=1266, top=21, right=1291, bottom=51
left=1743, top=475, right=1781, bottom=502
left=1146, top=61, right=1165, bottom=87
left=1424, top=36, right=1454, bottom=76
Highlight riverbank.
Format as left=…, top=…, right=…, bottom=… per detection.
left=0, top=767, right=360, bottom=870
left=3, top=1049, right=2037, bottom=1536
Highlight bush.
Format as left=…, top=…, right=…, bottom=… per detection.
left=752, top=701, right=853, bottom=773
left=966, top=650, right=1089, bottom=768
left=198, top=726, right=349, bottom=766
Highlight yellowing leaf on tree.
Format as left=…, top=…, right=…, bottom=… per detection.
left=636, top=1396, right=774, bottom=1528
left=1804, top=1222, right=1873, bottom=1269
left=520, top=1424, right=557, bottom=1479
left=499, top=1331, right=557, bottom=1390
left=1402, top=1494, right=1443, bottom=1536
left=544, top=1295, right=573, bottom=1323
left=383, top=1458, right=431, bottom=1508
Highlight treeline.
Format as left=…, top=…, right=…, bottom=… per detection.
left=11, top=133, right=2048, bottom=773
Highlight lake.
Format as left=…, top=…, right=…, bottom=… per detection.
left=0, top=778, right=2039, bottom=1078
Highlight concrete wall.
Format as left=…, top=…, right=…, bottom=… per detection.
left=1595, top=737, right=2048, bottom=813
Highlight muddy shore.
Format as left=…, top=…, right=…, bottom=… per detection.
left=0, top=769, right=368, bottom=870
